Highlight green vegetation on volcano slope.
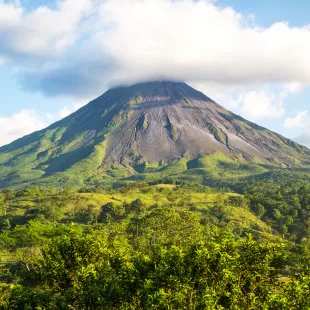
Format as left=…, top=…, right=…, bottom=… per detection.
left=90, top=153, right=269, bottom=188
left=0, top=150, right=269, bottom=189
left=0, top=142, right=300, bottom=192
left=1, top=184, right=310, bottom=308
left=0, top=124, right=307, bottom=190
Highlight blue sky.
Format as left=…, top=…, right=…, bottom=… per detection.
left=217, top=0, right=310, bottom=27
left=0, top=0, right=310, bottom=147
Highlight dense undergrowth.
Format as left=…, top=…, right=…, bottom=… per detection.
left=1, top=177, right=310, bottom=308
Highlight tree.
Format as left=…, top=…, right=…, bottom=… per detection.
left=252, top=203, right=266, bottom=218
left=98, top=202, right=125, bottom=223
left=130, top=198, right=146, bottom=214
left=0, top=216, right=10, bottom=232
left=228, top=196, right=249, bottom=209
left=26, top=205, right=64, bottom=222
left=79, top=205, right=99, bottom=224
left=1, top=189, right=14, bottom=201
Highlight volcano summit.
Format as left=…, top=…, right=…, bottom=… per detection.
left=0, top=81, right=309, bottom=188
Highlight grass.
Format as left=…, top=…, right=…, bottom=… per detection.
left=187, top=153, right=267, bottom=178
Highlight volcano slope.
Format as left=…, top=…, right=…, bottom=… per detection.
left=0, top=81, right=310, bottom=188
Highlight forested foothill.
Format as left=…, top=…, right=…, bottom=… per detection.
left=1, top=174, right=310, bottom=309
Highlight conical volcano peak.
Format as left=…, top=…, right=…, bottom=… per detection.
left=107, top=80, right=212, bottom=107
left=102, top=81, right=228, bottom=164
left=111, top=80, right=190, bottom=93
left=0, top=80, right=309, bottom=188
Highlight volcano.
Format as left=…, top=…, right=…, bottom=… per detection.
left=0, top=81, right=310, bottom=188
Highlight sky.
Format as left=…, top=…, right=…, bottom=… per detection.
left=0, top=0, right=310, bottom=147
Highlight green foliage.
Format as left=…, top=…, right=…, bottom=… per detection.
left=2, top=226, right=310, bottom=309
left=252, top=203, right=266, bottom=218
left=1, top=179, right=310, bottom=308
left=0, top=217, right=10, bottom=232
left=206, top=123, right=228, bottom=145
left=98, top=202, right=125, bottom=223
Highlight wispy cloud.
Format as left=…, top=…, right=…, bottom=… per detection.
left=0, top=109, right=48, bottom=146
left=0, top=0, right=93, bottom=62
left=229, top=90, right=286, bottom=120
left=284, top=110, right=309, bottom=128
left=284, top=110, right=310, bottom=147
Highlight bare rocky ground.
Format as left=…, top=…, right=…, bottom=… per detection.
left=101, top=81, right=310, bottom=167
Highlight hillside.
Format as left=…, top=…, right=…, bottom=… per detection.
left=1, top=182, right=310, bottom=308
left=0, top=81, right=310, bottom=188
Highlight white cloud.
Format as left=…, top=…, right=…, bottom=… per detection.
left=0, top=100, right=90, bottom=147
left=226, top=89, right=285, bottom=120
left=2, top=0, right=310, bottom=98
left=295, top=127, right=310, bottom=148
left=0, top=1, right=22, bottom=28
left=0, top=56, right=6, bottom=66
left=284, top=110, right=309, bottom=128
left=285, top=110, right=310, bottom=148
left=94, top=0, right=310, bottom=86
left=194, top=81, right=303, bottom=122
left=0, top=0, right=93, bottom=60
left=297, top=132, right=310, bottom=148
left=60, top=101, right=86, bottom=118
left=284, top=82, right=304, bottom=94
left=0, top=109, right=48, bottom=146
